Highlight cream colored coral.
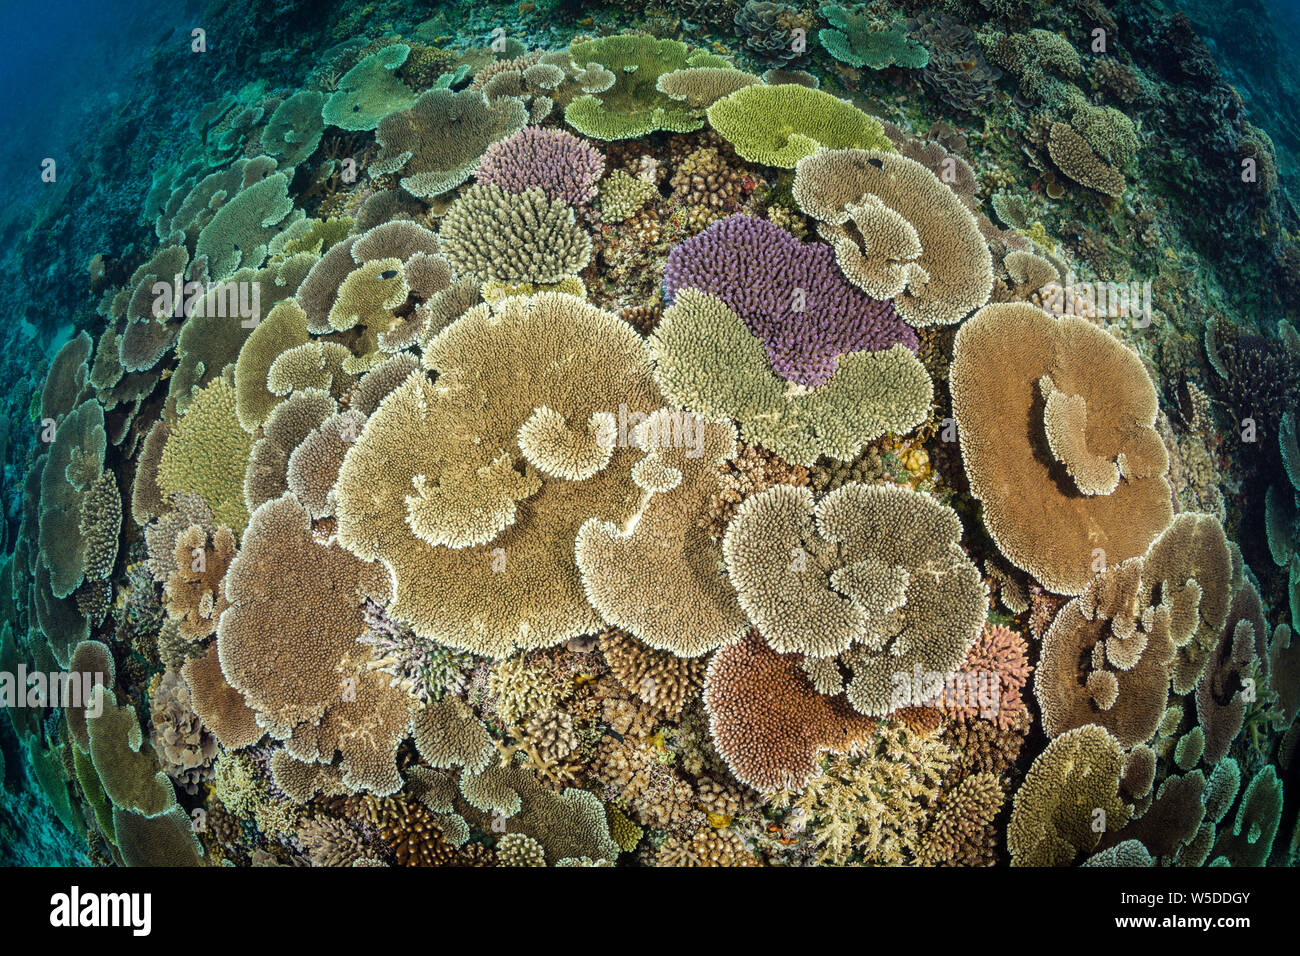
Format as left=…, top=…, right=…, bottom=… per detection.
left=793, top=149, right=992, bottom=326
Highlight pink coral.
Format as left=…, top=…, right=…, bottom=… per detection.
left=475, top=125, right=605, bottom=207
left=935, top=624, right=1032, bottom=730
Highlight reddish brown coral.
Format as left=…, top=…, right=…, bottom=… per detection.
left=703, top=630, right=876, bottom=792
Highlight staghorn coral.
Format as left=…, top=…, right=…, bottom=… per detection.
left=359, top=598, right=477, bottom=704
left=781, top=725, right=954, bottom=865
left=951, top=303, right=1172, bottom=596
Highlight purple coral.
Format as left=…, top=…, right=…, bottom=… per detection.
left=475, top=125, right=605, bottom=207
left=663, top=215, right=917, bottom=386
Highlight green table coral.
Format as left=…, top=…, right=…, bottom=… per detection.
left=322, top=43, right=415, bottom=131
left=563, top=36, right=725, bottom=140
left=819, top=5, right=929, bottom=70
left=706, top=83, right=895, bottom=167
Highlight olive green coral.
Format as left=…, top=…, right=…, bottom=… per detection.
left=706, top=84, right=895, bottom=168
left=1008, top=724, right=1131, bottom=866
left=157, top=379, right=254, bottom=535
left=649, top=288, right=931, bottom=466
left=563, top=36, right=713, bottom=140
left=372, top=88, right=527, bottom=197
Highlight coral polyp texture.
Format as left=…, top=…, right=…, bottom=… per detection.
left=3, top=0, right=1297, bottom=877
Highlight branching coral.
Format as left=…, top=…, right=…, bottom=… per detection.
left=598, top=628, right=707, bottom=719
left=439, top=184, right=592, bottom=284
left=650, top=288, right=929, bottom=466
left=664, top=215, right=916, bottom=386
left=475, top=125, right=605, bottom=206
left=703, top=630, right=877, bottom=792
left=780, top=724, right=953, bottom=865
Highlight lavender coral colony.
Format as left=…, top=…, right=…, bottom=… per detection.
left=3, top=0, right=1300, bottom=878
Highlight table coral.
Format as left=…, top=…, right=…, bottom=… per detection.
left=335, top=292, right=661, bottom=657
left=663, top=215, right=917, bottom=386
left=951, top=303, right=1173, bottom=595
left=706, top=83, right=895, bottom=168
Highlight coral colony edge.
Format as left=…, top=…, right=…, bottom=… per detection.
left=0, top=0, right=1298, bottom=875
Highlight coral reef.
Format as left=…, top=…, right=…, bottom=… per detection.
left=4, top=2, right=1294, bottom=877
